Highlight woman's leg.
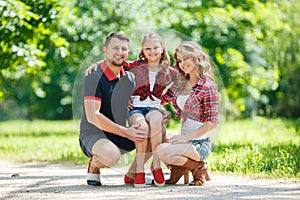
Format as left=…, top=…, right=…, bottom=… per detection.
left=156, top=142, right=200, bottom=166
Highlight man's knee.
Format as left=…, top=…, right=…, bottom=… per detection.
left=92, top=139, right=121, bottom=168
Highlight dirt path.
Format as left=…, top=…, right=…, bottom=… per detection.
left=0, top=160, right=299, bottom=200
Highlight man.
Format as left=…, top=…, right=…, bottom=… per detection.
left=79, top=32, right=148, bottom=186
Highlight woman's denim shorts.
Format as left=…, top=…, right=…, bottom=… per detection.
left=190, top=137, right=211, bottom=161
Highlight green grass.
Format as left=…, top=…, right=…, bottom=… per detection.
left=209, top=117, right=300, bottom=180
left=0, top=117, right=299, bottom=180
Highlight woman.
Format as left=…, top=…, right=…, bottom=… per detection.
left=157, top=41, right=220, bottom=186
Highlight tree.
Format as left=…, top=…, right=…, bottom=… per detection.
left=265, top=0, right=300, bottom=117
left=0, top=0, right=69, bottom=119
left=140, top=0, right=287, bottom=118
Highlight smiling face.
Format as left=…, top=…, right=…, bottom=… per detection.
left=142, top=39, right=164, bottom=64
left=103, top=37, right=130, bottom=67
left=176, top=53, right=197, bottom=75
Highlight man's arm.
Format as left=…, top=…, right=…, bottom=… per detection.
left=84, top=99, right=147, bottom=142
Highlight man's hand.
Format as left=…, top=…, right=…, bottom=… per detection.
left=85, top=62, right=99, bottom=76
left=124, top=123, right=147, bottom=143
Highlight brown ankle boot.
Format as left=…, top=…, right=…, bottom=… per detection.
left=189, top=161, right=207, bottom=186
left=165, top=165, right=189, bottom=184
left=181, top=158, right=203, bottom=170
left=165, top=158, right=202, bottom=184
left=205, top=164, right=212, bottom=181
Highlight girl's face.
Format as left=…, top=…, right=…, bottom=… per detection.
left=142, top=39, right=163, bottom=63
left=176, top=53, right=197, bottom=75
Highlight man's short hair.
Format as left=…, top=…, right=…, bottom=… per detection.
left=105, top=32, right=129, bottom=47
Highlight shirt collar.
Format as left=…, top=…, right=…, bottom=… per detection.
left=196, top=76, right=206, bottom=86
left=100, top=60, right=126, bottom=81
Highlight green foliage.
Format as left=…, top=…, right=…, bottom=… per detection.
left=0, top=0, right=299, bottom=119
left=0, top=0, right=70, bottom=119
left=265, top=0, right=300, bottom=118
left=0, top=118, right=299, bottom=179
left=148, top=0, right=289, bottom=118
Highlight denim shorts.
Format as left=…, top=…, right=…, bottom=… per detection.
left=128, top=107, right=158, bottom=117
left=190, top=137, right=211, bottom=161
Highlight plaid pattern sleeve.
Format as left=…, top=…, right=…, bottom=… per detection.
left=179, top=78, right=220, bottom=123
left=201, top=83, right=220, bottom=123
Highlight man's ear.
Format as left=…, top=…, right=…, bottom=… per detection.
left=103, top=47, right=107, bottom=54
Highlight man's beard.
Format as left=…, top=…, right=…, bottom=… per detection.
left=107, top=57, right=124, bottom=67
left=111, top=61, right=124, bottom=67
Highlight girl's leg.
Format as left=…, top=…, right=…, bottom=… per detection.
left=145, top=110, right=163, bottom=169
left=128, top=113, right=149, bottom=186
left=125, top=142, right=152, bottom=178
left=146, top=110, right=165, bottom=186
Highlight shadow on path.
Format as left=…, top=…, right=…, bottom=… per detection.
left=0, top=161, right=299, bottom=200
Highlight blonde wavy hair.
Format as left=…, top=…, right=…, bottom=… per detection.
left=174, top=41, right=214, bottom=81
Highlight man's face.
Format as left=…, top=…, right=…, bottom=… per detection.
left=104, top=38, right=130, bottom=67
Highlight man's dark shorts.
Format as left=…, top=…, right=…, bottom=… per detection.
left=79, top=125, right=135, bottom=158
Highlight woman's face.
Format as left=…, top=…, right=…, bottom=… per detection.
left=142, top=39, right=163, bottom=63
left=176, top=53, right=197, bottom=75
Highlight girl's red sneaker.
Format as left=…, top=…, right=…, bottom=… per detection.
left=152, top=168, right=165, bottom=187
left=133, top=172, right=146, bottom=187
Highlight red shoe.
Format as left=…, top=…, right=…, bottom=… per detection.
left=152, top=168, right=165, bottom=187
left=124, top=174, right=154, bottom=185
left=133, top=172, right=146, bottom=187
left=124, top=175, right=134, bottom=184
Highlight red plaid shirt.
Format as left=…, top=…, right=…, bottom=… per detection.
left=124, top=60, right=178, bottom=101
left=161, top=77, right=220, bottom=123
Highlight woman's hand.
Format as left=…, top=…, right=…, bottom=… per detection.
left=85, top=62, right=99, bottom=76
left=158, top=108, right=170, bottom=125
left=168, top=134, right=189, bottom=144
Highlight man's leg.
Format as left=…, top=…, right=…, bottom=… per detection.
left=92, top=139, right=121, bottom=168
left=86, top=138, right=121, bottom=186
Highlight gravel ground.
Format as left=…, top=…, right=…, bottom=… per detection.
left=0, top=160, right=299, bottom=200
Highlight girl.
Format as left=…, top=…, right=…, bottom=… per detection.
left=125, top=33, right=178, bottom=187
left=157, top=41, right=220, bottom=186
